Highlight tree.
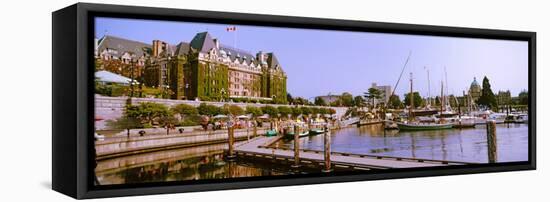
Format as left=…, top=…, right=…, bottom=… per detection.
left=292, top=107, right=302, bottom=117
left=287, top=93, right=294, bottom=104
left=388, top=94, right=402, bottom=109
left=293, top=97, right=311, bottom=105
left=245, top=106, right=263, bottom=117
left=126, top=102, right=170, bottom=126
left=172, top=104, right=198, bottom=116
left=518, top=90, right=528, bottom=105
left=364, top=88, right=383, bottom=107
left=261, top=105, right=279, bottom=118
left=403, top=92, right=423, bottom=108
left=300, top=106, right=311, bottom=116
left=106, top=116, right=141, bottom=137
left=172, top=103, right=199, bottom=127
left=310, top=107, right=320, bottom=115
left=340, top=92, right=354, bottom=107
left=477, top=76, right=497, bottom=108
left=354, top=96, right=366, bottom=108
left=197, top=103, right=222, bottom=116
left=319, top=108, right=329, bottom=115
left=277, top=106, right=293, bottom=117
left=224, top=105, right=244, bottom=116
left=329, top=108, right=336, bottom=115
left=158, top=111, right=178, bottom=135
left=314, top=97, right=327, bottom=106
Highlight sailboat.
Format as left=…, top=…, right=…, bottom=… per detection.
left=397, top=73, right=453, bottom=131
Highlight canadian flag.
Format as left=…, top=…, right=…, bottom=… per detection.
left=226, top=26, right=237, bottom=32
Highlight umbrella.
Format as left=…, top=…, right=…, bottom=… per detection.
left=237, top=115, right=250, bottom=119
left=213, top=114, right=229, bottom=119
left=258, top=114, right=270, bottom=119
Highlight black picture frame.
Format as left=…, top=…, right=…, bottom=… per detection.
left=52, top=3, right=536, bottom=199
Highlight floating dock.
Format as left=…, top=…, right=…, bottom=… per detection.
left=233, top=136, right=471, bottom=170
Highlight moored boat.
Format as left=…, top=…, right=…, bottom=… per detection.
left=284, top=130, right=310, bottom=138
left=397, top=122, right=453, bottom=131
left=265, top=130, right=277, bottom=136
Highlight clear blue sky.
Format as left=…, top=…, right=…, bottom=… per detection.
left=96, top=17, right=528, bottom=100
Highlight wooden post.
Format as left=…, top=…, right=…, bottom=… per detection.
left=486, top=120, right=497, bottom=163
left=227, top=126, right=236, bottom=159
left=253, top=122, right=257, bottom=137
left=322, top=126, right=332, bottom=172
left=292, top=124, right=301, bottom=168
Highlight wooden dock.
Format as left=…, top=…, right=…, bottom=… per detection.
left=233, top=136, right=470, bottom=170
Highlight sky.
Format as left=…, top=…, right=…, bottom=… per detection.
left=95, top=17, right=528, bottom=100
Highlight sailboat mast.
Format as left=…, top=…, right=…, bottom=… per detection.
left=409, top=72, right=414, bottom=121
left=390, top=51, right=412, bottom=102
left=440, top=81, right=444, bottom=114
left=426, top=67, right=431, bottom=106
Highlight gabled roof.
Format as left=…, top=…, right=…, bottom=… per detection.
left=174, top=42, right=190, bottom=56
left=220, top=45, right=256, bottom=65
left=97, top=35, right=151, bottom=58
left=190, top=32, right=216, bottom=53
left=95, top=70, right=136, bottom=84
left=267, top=53, right=281, bottom=69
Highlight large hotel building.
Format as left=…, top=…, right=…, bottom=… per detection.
left=95, top=32, right=287, bottom=104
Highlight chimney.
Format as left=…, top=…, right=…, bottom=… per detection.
left=213, top=38, right=220, bottom=49
left=152, top=40, right=160, bottom=57
left=152, top=40, right=168, bottom=57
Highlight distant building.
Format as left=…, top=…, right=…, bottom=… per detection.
left=497, top=90, right=512, bottom=105
left=371, top=83, right=392, bottom=105
left=95, top=35, right=150, bottom=79
left=316, top=95, right=341, bottom=105
left=468, top=77, right=482, bottom=102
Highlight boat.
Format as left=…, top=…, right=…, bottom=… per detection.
left=265, top=130, right=277, bottom=137
left=308, top=128, right=326, bottom=135
left=284, top=130, right=310, bottom=139
left=397, top=73, right=453, bottom=131
left=341, top=117, right=360, bottom=126
left=397, top=122, right=453, bottom=131
left=505, top=114, right=528, bottom=123
left=384, top=121, right=399, bottom=130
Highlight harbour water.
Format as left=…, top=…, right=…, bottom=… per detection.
left=96, top=123, right=528, bottom=185
left=274, top=123, right=529, bottom=163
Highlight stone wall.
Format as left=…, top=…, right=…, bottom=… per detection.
left=95, top=95, right=348, bottom=130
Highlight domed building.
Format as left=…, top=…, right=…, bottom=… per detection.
left=468, top=77, right=482, bottom=102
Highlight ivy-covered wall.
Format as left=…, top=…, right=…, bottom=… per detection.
left=168, top=56, right=188, bottom=99
left=189, top=60, right=229, bottom=101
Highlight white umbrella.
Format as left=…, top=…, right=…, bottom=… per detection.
left=237, top=115, right=250, bottom=119
left=213, top=114, right=228, bottom=119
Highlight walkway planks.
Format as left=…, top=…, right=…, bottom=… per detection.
left=234, top=136, right=469, bottom=169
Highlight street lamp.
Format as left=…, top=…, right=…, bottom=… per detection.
left=220, top=88, right=226, bottom=102
left=184, top=83, right=190, bottom=100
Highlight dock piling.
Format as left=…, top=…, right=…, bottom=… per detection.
left=322, top=126, right=332, bottom=172
left=292, top=125, right=301, bottom=168
left=486, top=120, right=497, bottom=163
left=227, top=126, right=236, bottom=159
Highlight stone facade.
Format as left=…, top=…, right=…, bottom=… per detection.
left=96, top=32, right=288, bottom=103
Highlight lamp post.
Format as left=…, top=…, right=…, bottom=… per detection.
left=184, top=83, right=190, bottom=100
left=220, top=88, right=226, bottom=102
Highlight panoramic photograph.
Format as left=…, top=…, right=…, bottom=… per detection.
left=93, top=17, right=529, bottom=186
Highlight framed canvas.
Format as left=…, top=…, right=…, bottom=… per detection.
left=52, top=3, right=536, bottom=199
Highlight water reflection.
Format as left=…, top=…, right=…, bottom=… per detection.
left=273, top=123, right=528, bottom=163
left=97, top=124, right=528, bottom=185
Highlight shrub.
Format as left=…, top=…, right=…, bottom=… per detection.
left=245, top=106, right=263, bottom=117
left=261, top=105, right=278, bottom=118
